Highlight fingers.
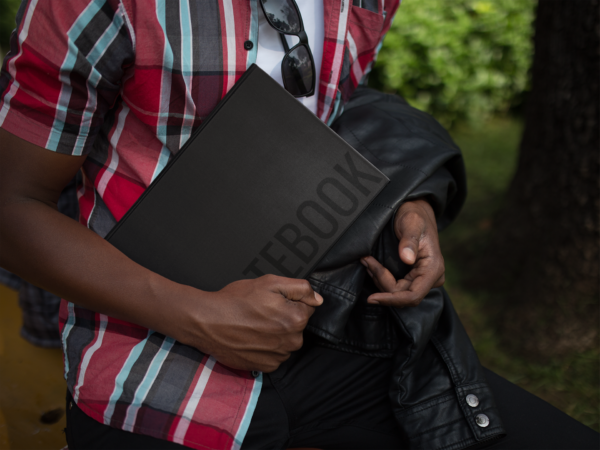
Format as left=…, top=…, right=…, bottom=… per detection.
left=267, top=275, right=323, bottom=307
left=395, top=210, right=424, bottom=266
left=362, top=255, right=445, bottom=307
left=361, top=256, right=397, bottom=292
left=367, top=269, right=436, bottom=307
left=367, top=290, right=421, bottom=307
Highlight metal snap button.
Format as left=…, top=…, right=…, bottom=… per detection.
left=466, top=394, right=479, bottom=407
left=244, top=40, right=254, bottom=50
left=251, top=370, right=260, bottom=378
left=476, top=414, right=490, bottom=427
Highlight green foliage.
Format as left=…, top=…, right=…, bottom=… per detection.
left=370, top=0, right=536, bottom=126
left=0, top=0, right=21, bottom=55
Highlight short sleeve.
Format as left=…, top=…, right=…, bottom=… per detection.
left=0, top=0, right=134, bottom=156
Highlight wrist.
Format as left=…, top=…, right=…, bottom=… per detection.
left=143, top=274, right=214, bottom=350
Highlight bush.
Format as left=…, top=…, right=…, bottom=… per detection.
left=0, top=0, right=20, bottom=56
left=370, top=0, right=536, bottom=127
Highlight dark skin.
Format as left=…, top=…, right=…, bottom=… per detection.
left=0, top=128, right=444, bottom=373
left=362, top=198, right=446, bottom=306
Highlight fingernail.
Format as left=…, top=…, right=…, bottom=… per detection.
left=360, top=258, right=368, bottom=267
left=314, top=292, right=324, bottom=304
left=402, top=248, right=415, bottom=262
left=367, top=299, right=380, bottom=305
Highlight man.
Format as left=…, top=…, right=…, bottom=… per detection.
left=0, top=1, right=436, bottom=447
left=1, top=1, right=597, bottom=449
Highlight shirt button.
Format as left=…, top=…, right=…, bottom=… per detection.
left=251, top=370, right=260, bottom=378
left=466, top=394, right=479, bottom=407
left=244, top=40, right=254, bottom=50
left=476, top=414, right=490, bottom=427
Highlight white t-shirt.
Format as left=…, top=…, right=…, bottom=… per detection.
left=255, top=0, right=325, bottom=115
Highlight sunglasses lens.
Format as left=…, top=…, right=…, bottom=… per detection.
left=261, top=0, right=302, bottom=34
left=282, top=44, right=314, bottom=96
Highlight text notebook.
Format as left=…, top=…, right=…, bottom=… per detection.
left=106, top=65, right=388, bottom=291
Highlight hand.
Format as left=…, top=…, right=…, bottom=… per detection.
left=360, top=199, right=445, bottom=307
left=182, top=275, right=323, bottom=373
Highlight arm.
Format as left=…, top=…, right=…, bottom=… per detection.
left=0, top=128, right=322, bottom=372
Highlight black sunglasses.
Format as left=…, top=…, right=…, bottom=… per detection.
left=259, top=0, right=316, bottom=98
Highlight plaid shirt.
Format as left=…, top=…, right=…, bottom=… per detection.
left=0, top=0, right=399, bottom=448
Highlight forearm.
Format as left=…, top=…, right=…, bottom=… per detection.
left=0, top=128, right=201, bottom=345
left=0, top=195, right=201, bottom=342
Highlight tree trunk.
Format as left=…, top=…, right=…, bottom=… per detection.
left=480, top=0, right=599, bottom=357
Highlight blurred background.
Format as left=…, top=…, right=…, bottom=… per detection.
left=0, top=0, right=598, bottom=448
left=368, top=0, right=599, bottom=434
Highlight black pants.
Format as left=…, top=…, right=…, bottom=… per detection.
left=66, top=344, right=599, bottom=450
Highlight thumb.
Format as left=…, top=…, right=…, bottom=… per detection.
left=276, top=278, right=323, bottom=307
left=396, top=213, right=424, bottom=265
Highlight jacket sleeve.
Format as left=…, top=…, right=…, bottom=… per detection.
left=314, top=86, right=466, bottom=273
left=331, top=86, right=467, bottom=231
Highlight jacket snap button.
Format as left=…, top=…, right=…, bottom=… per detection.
left=244, top=40, right=254, bottom=50
left=476, top=414, right=490, bottom=427
left=251, top=370, right=260, bottom=378
left=466, top=394, right=479, bottom=407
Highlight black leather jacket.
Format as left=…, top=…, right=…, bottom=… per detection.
left=307, top=87, right=506, bottom=449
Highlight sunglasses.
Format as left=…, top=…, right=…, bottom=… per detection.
left=259, top=0, right=316, bottom=98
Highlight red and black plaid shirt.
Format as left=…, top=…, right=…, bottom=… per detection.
left=0, top=0, right=399, bottom=448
